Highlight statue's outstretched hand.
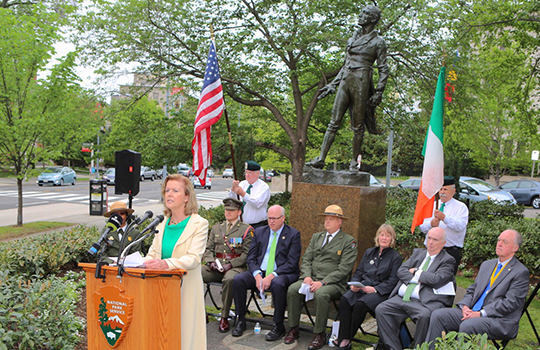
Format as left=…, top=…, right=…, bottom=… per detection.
left=318, top=84, right=336, bottom=100
left=369, top=91, right=383, bottom=106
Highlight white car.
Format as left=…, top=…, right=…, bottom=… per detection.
left=191, top=176, right=212, bottom=189
left=222, top=169, right=234, bottom=178
left=370, top=174, right=385, bottom=187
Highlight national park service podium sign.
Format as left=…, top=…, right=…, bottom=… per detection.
left=80, top=263, right=186, bottom=350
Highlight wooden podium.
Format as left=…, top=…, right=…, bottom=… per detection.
left=80, top=263, right=186, bottom=349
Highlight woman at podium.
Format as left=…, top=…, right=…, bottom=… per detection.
left=144, top=174, right=209, bottom=349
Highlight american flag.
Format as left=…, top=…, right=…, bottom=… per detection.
left=192, top=41, right=224, bottom=186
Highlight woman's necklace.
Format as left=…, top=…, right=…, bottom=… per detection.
left=170, top=217, right=179, bottom=225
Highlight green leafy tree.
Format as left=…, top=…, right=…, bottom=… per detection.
left=0, top=4, right=77, bottom=225
left=74, top=0, right=459, bottom=181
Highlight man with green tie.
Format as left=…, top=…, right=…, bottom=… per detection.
left=231, top=205, right=302, bottom=341
left=284, top=205, right=358, bottom=350
left=229, top=160, right=271, bottom=228
left=420, top=176, right=469, bottom=274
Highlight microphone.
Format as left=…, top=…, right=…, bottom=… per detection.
left=133, top=210, right=154, bottom=228
left=140, top=215, right=165, bottom=235
left=88, top=213, right=123, bottom=255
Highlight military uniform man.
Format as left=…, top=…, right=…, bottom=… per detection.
left=102, top=201, right=143, bottom=262
left=284, top=205, right=358, bottom=350
left=202, top=198, right=254, bottom=333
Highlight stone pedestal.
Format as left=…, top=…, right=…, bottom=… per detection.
left=289, top=168, right=386, bottom=267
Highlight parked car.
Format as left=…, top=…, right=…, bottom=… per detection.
left=259, top=169, right=273, bottom=182
left=370, top=174, right=385, bottom=187
left=103, top=168, right=116, bottom=185
left=398, top=178, right=421, bottom=191
left=37, top=166, right=77, bottom=186
left=156, top=168, right=164, bottom=179
left=499, top=179, right=540, bottom=209
left=140, top=166, right=157, bottom=181
left=207, top=169, right=214, bottom=178
left=177, top=165, right=191, bottom=177
left=459, top=176, right=516, bottom=205
left=191, top=176, right=212, bottom=189
left=222, top=169, right=234, bottom=178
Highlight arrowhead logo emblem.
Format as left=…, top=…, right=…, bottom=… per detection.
left=93, top=285, right=134, bottom=347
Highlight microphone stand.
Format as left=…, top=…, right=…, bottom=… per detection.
left=95, top=242, right=109, bottom=280
left=116, top=227, right=160, bottom=279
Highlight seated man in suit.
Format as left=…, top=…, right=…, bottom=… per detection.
left=375, top=227, right=456, bottom=350
left=425, top=229, right=529, bottom=348
left=231, top=205, right=302, bottom=341
left=202, top=198, right=254, bottom=333
left=284, top=205, right=358, bottom=350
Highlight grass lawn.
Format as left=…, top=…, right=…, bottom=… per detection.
left=0, top=221, right=74, bottom=240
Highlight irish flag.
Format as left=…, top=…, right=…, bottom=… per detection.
left=411, top=67, right=446, bottom=233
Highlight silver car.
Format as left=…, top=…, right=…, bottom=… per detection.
left=499, top=179, right=540, bottom=209
left=37, top=166, right=77, bottom=186
left=140, top=166, right=157, bottom=181
left=459, top=176, right=516, bottom=205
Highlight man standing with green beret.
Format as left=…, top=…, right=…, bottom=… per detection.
left=284, top=205, right=358, bottom=350
left=229, top=160, right=271, bottom=229
left=202, top=198, right=254, bottom=333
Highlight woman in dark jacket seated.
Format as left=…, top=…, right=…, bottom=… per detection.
left=334, top=224, right=403, bottom=350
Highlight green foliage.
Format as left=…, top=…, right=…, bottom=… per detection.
left=467, top=200, right=524, bottom=222
left=0, top=225, right=99, bottom=277
left=198, top=205, right=226, bottom=230
left=0, top=270, right=85, bottom=350
left=411, top=331, right=496, bottom=350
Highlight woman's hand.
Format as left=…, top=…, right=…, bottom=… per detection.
left=350, top=285, right=361, bottom=293
left=361, top=286, right=377, bottom=294
left=143, top=258, right=169, bottom=270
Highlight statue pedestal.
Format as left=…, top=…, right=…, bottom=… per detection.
left=289, top=168, right=386, bottom=267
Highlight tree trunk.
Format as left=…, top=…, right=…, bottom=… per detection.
left=17, top=177, right=23, bottom=226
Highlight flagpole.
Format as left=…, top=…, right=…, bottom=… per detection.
left=209, top=25, right=240, bottom=183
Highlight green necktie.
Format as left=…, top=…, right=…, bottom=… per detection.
left=439, top=202, right=445, bottom=212
left=403, top=256, right=431, bottom=302
left=242, top=185, right=253, bottom=214
left=266, top=232, right=278, bottom=275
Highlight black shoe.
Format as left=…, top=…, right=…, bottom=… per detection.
left=265, top=323, right=286, bottom=341
left=231, top=320, right=247, bottom=337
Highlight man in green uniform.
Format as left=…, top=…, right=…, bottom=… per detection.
left=202, top=198, right=254, bottom=333
left=284, top=205, right=358, bottom=350
left=102, top=201, right=143, bottom=263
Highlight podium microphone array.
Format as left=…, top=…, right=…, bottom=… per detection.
left=87, top=212, right=122, bottom=255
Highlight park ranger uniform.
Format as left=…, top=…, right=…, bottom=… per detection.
left=202, top=218, right=254, bottom=319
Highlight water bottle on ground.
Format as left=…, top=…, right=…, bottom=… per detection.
left=254, top=322, right=261, bottom=334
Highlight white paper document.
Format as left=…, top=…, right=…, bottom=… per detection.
left=433, top=281, right=456, bottom=295
left=347, top=281, right=365, bottom=288
left=298, top=282, right=314, bottom=301
left=109, top=251, right=145, bottom=267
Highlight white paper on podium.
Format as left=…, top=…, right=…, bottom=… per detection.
left=109, top=251, right=145, bottom=267
left=433, top=281, right=456, bottom=295
left=298, top=283, right=314, bottom=301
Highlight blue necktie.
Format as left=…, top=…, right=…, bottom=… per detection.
left=472, top=263, right=503, bottom=311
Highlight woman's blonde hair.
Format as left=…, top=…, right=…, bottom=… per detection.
left=161, top=174, right=199, bottom=217
left=374, top=223, right=396, bottom=248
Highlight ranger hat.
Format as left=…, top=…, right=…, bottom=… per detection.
left=318, top=204, right=348, bottom=220
left=245, top=161, right=261, bottom=171
left=443, top=176, right=455, bottom=186
left=223, top=198, right=243, bottom=210
left=103, top=201, right=134, bottom=218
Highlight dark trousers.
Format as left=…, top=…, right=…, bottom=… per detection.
left=233, top=271, right=291, bottom=324
left=337, top=297, right=373, bottom=341
left=443, top=246, right=462, bottom=275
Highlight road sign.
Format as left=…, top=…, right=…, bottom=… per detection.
left=532, top=150, right=539, bottom=161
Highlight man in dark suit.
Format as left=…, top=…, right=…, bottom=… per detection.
left=231, top=205, right=302, bottom=341
left=375, top=227, right=456, bottom=350
left=426, top=229, right=529, bottom=348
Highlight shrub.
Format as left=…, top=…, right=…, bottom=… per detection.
left=0, top=270, right=85, bottom=349
left=0, top=225, right=99, bottom=277
left=411, top=331, right=496, bottom=350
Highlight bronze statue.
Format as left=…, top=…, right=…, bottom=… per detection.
left=308, top=5, right=389, bottom=171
